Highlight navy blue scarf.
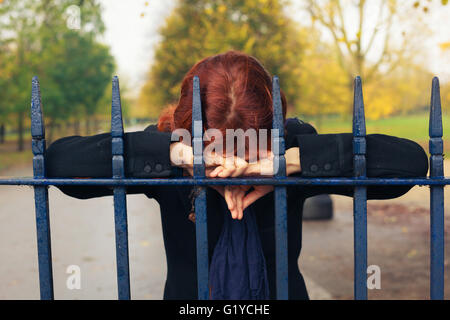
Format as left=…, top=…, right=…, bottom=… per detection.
left=209, top=196, right=270, bottom=299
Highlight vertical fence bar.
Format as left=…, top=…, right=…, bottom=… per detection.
left=429, top=77, right=445, bottom=300
left=31, top=76, right=54, bottom=300
left=192, top=76, right=209, bottom=300
left=272, top=76, right=288, bottom=300
left=111, top=76, right=131, bottom=300
left=352, top=76, right=368, bottom=300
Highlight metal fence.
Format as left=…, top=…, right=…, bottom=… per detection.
left=0, top=75, right=445, bottom=300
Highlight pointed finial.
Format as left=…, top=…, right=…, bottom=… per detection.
left=192, top=76, right=205, bottom=177
left=429, top=77, right=442, bottom=138
left=272, top=76, right=284, bottom=133
left=111, top=76, right=124, bottom=137
left=352, top=76, right=366, bottom=137
left=31, top=76, right=45, bottom=139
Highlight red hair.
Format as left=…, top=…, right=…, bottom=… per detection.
left=157, top=51, right=287, bottom=149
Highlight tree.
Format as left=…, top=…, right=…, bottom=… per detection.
left=305, top=1, right=409, bottom=82
left=42, top=32, right=114, bottom=139
left=0, top=0, right=39, bottom=151
left=302, top=0, right=430, bottom=116
left=296, top=28, right=351, bottom=126
left=0, top=0, right=113, bottom=149
left=138, top=0, right=305, bottom=118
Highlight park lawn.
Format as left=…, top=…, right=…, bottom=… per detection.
left=0, top=113, right=448, bottom=174
left=300, top=113, right=450, bottom=153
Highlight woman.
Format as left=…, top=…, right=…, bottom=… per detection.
left=46, top=51, right=428, bottom=299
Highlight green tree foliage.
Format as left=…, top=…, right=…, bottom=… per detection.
left=0, top=0, right=114, bottom=149
left=41, top=32, right=114, bottom=136
left=139, top=0, right=304, bottom=118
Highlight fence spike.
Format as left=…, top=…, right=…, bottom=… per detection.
left=31, top=76, right=45, bottom=139
left=272, top=77, right=284, bottom=142
left=272, top=76, right=288, bottom=300
left=191, top=76, right=209, bottom=300
left=352, top=76, right=368, bottom=300
left=353, top=76, right=366, bottom=138
left=111, top=76, right=124, bottom=139
left=192, top=76, right=205, bottom=177
left=429, top=76, right=444, bottom=300
left=30, top=76, right=54, bottom=300
left=429, top=77, right=443, bottom=160
left=110, top=76, right=131, bottom=300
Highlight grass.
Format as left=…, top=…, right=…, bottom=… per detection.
left=301, top=113, right=450, bottom=153
left=0, top=149, right=32, bottom=173
left=0, top=113, right=447, bottom=174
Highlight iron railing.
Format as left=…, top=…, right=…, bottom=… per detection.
left=0, top=75, right=445, bottom=300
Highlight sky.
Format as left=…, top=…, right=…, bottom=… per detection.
left=99, top=0, right=176, bottom=95
left=98, top=0, right=450, bottom=97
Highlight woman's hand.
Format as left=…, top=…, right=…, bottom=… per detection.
left=243, top=148, right=301, bottom=176
left=211, top=184, right=274, bottom=220
left=215, top=148, right=301, bottom=219
left=207, top=156, right=249, bottom=178
left=170, top=142, right=225, bottom=176
left=211, top=185, right=250, bottom=220
left=172, top=143, right=301, bottom=220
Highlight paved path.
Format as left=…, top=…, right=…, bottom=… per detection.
left=0, top=166, right=331, bottom=299
left=0, top=167, right=166, bottom=299
left=1, top=164, right=449, bottom=299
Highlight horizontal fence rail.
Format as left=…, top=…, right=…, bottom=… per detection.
left=1, top=177, right=450, bottom=186
left=0, top=75, right=446, bottom=300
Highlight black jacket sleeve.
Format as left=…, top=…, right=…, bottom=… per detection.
left=286, top=118, right=429, bottom=199
left=46, top=125, right=177, bottom=199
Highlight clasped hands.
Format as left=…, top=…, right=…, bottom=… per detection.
left=170, top=142, right=301, bottom=220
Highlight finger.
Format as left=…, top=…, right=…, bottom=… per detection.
left=204, top=153, right=224, bottom=167
left=243, top=163, right=258, bottom=176
left=237, top=189, right=245, bottom=220
left=231, top=163, right=248, bottom=177
left=231, top=187, right=241, bottom=219
left=205, top=167, right=216, bottom=177
left=218, top=157, right=246, bottom=177
left=185, top=167, right=193, bottom=177
left=218, top=165, right=235, bottom=178
left=224, top=186, right=235, bottom=211
left=208, top=166, right=223, bottom=178
left=232, top=157, right=248, bottom=177
left=234, top=188, right=242, bottom=219
left=243, top=186, right=273, bottom=209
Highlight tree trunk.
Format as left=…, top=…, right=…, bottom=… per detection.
left=93, top=117, right=100, bottom=133
left=64, top=121, right=71, bottom=136
left=0, top=123, right=4, bottom=144
left=74, top=120, right=80, bottom=135
left=85, top=118, right=91, bottom=135
left=17, top=112, right=24, bottom=151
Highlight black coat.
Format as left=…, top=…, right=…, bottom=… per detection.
left=45, top=119, right=429, bottom=299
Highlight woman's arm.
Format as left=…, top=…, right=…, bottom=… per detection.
left=291, top=132, right=429, bottom=199
left=45, top=125, right=176, bottom=199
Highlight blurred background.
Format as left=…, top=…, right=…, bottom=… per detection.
left=0, top=0, right=449, bottom=300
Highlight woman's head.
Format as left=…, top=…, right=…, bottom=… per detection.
left=158, top=51, right=287, bottom=133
